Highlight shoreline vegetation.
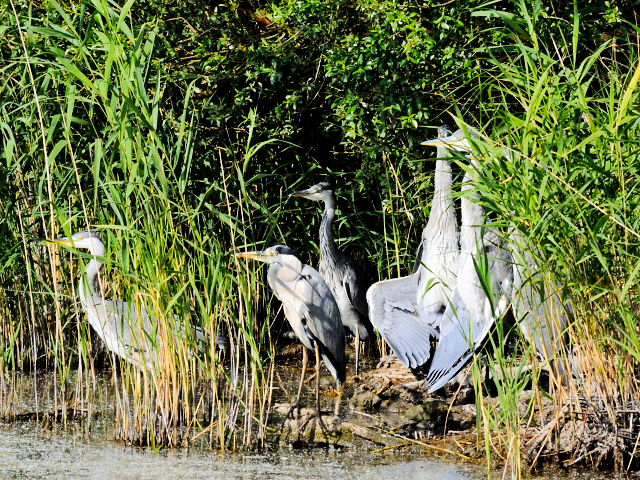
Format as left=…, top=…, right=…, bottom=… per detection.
left=0, top=0, right=638, bottom=478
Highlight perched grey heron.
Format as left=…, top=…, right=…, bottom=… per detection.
left=422, top=128, right=513, bottom=392
left=235, top=245, right=345, bottom=417
left=42, top=231, right=162, bottom=370
left=291, top=183, right=372, bottom=375
left=500, top=150, right=571, bottom=373
left=366, top=126, right=459, bottom=369
left=510, top=229, right=571, bottom=377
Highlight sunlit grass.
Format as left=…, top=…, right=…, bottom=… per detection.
left=1, top=0, right=639, bottom=474
left=0, top=0, right=281, bottom=449
left=451, top=1, right=640, bottom=474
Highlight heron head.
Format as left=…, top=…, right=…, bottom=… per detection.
left=290, top=182, right=333, bottom=202
left=235, top=245, right=297, bottom=264
left=41, top=230, right=104, bottom=251
left=421, top=127, right=476, bottom=154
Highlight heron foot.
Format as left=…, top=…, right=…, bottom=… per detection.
left=323, top=388, right=341, bottom=398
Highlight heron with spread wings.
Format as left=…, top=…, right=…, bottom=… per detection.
left=416, top=129, right=568, bottom=391
left=367, top=127, right=514, bottom=392
left=421, top=130, right=513, bottom=391
left=366, top=126, right=460, bottom=370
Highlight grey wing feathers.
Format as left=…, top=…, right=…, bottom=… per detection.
left=425, top=291, right=473, bottom=390
left=426, top=231, right=514, bottom=391
left=89, top=297, right=157, bottom=368
left=299, top=267, right=342, bottom=337
left=509, top=229, right=569, bottom=365
left=340, top=255, right=370, bottom=318
left=484, top=230, right=514, bottom=300
left=385, top=307, right=434, bottom=368
left=513, top=263, right=569, bottom=363
left=427, top=352, right=473, bottom=393
left=298, top=266, right=346, bottom=382
left=367, top=275, right=436, bottom=369
left=412, top=242, right=424, bottom=274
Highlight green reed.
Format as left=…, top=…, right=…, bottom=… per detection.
left=0, top=0, right=280, bottom=449
left=2, top=0, right=639, bottom=472
left=445, top=1, right=640, bottom=474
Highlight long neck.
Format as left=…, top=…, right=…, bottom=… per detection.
left=78, top=240, right=106, bottom=306
left=270, top=255, right=304, bottom=283
left=430, top=156, right=453, bottom=218
left=421, top=149, right=457, bottom=250
left=460, top=170, right=484, bottom=251
left=320, top=194, right=340, bottom=265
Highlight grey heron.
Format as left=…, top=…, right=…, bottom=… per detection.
left=235, top=245, right=345, bottom=418
left=42, top=231, right=163, bottom=370
left=366, top=126, right=459, bottom=369
left=499, top=150, right=571, bottom=372
left=290, top=183, right=372, bottom=375
left=422, top=128, right=513, bottom=392
left=510, top=229, right=571, bottom=377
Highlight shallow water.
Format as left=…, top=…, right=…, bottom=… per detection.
left=0, top=371, right=629, bottom=480
left=0, top=422, right=481, bottom=480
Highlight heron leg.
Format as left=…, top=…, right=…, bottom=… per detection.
left=333, top=380, right=343, bottom=416
left=314, top=343, right=326, bottom=432
left=354, top=327, right=360, bottom=376
left=295, top=347, right=308, bottom=416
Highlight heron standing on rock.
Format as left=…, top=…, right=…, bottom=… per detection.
left=236, top=245, right=345, bottom=419
left=366, top=126, right=460, bottom=370
left=291, top=183, right=372, bottom=376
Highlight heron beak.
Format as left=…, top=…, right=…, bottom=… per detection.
left=40, top=237, right=73, bottom=247
left=289, top=188, right=313, bottom=198
left=235, top=250, right=276, bottom=262
left=420, top=138, right=445, bottom=147
left=421, top=136, right=465, bottom=147
left=235, top=251, right=261, bottom=259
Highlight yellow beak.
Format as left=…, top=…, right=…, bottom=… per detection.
left=235, top=250, right=277, bottom=262
left=235, top=251, right=262, bottom=260
left=40, top=238, right=73, bottom=247
left=420, top=138, right=447, bottom=147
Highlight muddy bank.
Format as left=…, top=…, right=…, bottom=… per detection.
left=2, top=347, right=638, bottom=474
left=272, top=353, right=640, bottom=473
left=272, top=355, right=480, bottom=456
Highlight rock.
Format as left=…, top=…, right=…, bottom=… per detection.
left=353, top=390, right=382, bottom=411
left=272, top=402, right=343, bottom=444
left=447, top=404, right=477, bottom=431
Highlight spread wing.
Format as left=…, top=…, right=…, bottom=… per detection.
left=367, top=274, right=436, bottom=369
left=425, top=290, right=474, bottom=391
left=426, top=232, right=512, bottom=392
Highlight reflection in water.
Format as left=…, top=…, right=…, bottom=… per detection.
left=0, top=422, right=479, bottom=480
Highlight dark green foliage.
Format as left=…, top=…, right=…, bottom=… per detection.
left=0, top=0, right=635, bottom=366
